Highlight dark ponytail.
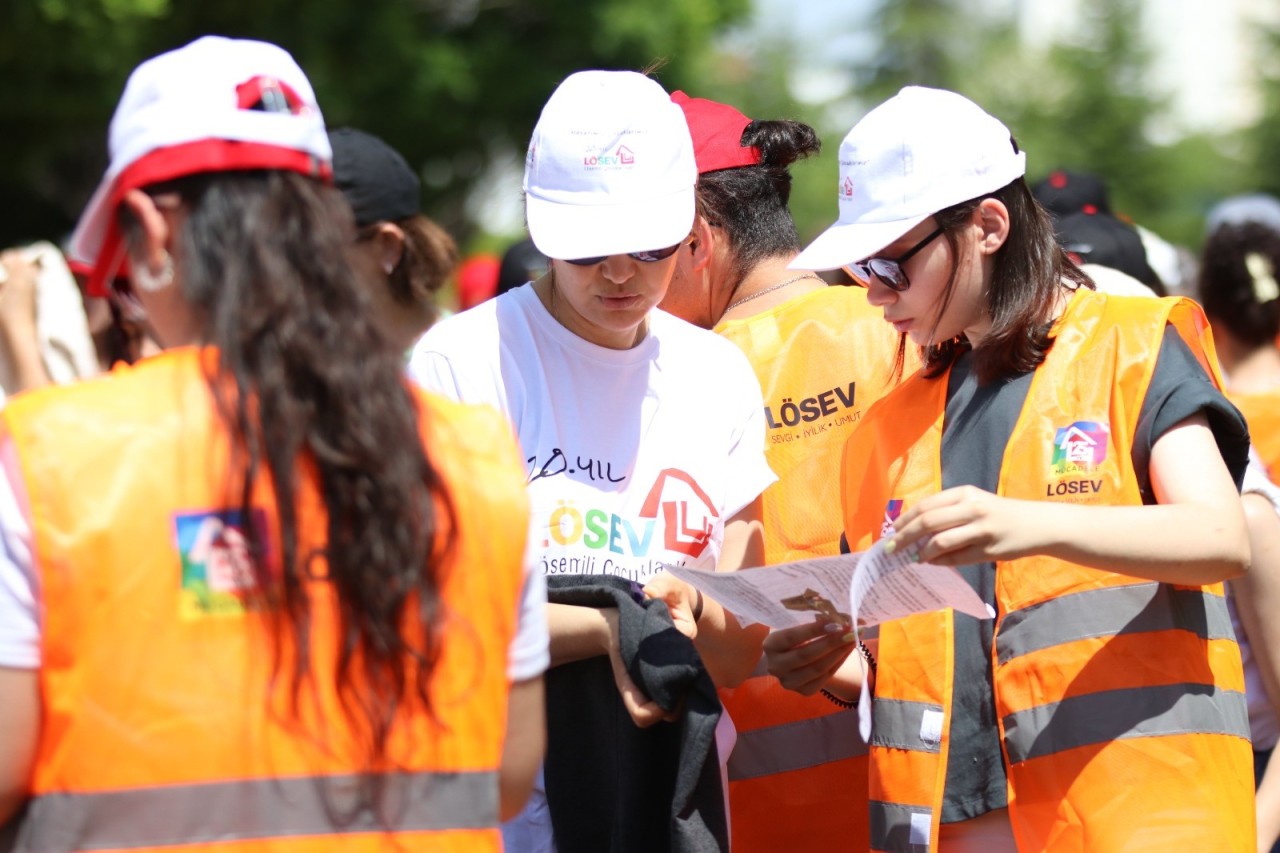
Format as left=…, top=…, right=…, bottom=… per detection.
left=1199, top=222, right=1280, bottom=349
left=694, top=119, right=822, bottom=288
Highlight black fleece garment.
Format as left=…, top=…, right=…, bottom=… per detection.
left=544, top=574, right=728, bottom=853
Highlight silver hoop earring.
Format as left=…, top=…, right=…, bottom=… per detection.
left=133, top=252, right=175, bottom=293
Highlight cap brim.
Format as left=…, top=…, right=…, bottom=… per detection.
left=527, top=187, right=696, bottom=261
left=790, top=213, right=931, bottom=272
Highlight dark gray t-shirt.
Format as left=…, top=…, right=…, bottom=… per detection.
left=937, top=329, right=1249, bottom=822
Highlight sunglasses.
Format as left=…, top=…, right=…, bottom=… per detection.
left=845, top=226, right=944, bottom=292
left=562, top=241, right=684, bottom=267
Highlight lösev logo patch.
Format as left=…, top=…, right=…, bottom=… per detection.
left=1051, top=421, right=1108, bottom=475
left=175, top=509, right=266, bottom=619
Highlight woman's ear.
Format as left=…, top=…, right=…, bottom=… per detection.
left=372, top=222, right=406, bottom=275
left=975, top=197, right=1011, bottom=255
left=120, top=189, right=171, bottom=273
left=688, top=216, right=716, bottom=273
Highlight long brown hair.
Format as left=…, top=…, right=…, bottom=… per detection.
left=124, top=169, right=456, bottom=771
left=921, top=177, right=1093, bottom=383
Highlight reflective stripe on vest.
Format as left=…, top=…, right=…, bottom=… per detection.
left=996, top=583, right=1235, bottom=665
left=869, top=698, right=944, bottom=754
left=15, top=770, right=498, bottom=853
left=727, top=708, right=868, bottom=781
left=868, top=800, right=932, bottom=853
left=1002, top=684, right=1250, bottom=765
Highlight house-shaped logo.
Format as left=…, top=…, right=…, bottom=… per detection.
left=617, top=145, right=635, bottom=164
left=1051, top=421, right=1109, bottom=474
left=841, top=176, right=855, bottom=199
left=639, top=468, right=719, bottom=559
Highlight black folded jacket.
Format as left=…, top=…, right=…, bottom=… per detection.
left=544, top=574, right=728, bottom=853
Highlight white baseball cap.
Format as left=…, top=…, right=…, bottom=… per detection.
left=791, top=86, right=1026, bottom=271
left=523, top=70, right=696, bottom=262
left=70, top=35, right=332, bottom=296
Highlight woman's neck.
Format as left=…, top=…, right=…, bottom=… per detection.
left=719, top=257, right=825, bottom=323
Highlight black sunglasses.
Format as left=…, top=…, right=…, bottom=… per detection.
left=562, top=241, right=684, bottom=267
left=845, top=226, right=944, bottom=292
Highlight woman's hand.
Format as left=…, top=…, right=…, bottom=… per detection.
left=885, top=486, right=1043, bottom=566
left=600, top=608, right=676, bottom=728
left=642, top=571, right=699, bottom=640
left=762, top=616, right=857, bottom=695
left=0, top=251, right=39, bottom=334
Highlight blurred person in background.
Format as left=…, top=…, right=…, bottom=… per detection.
left=410, top=70, right=775, bottom=853
left=659, top=89, right=905, bottom=853
left=455, top=252, right=500, bottom=312
left=1199, top=193, right=1280, bottom=852
left=0, top=36, right=544, bottom=849
left=1201, top=194, right=1280, bottom=482
left=1053, top=205, right=1165, bottom=295
left=496, top=237, right=549, bottom=297
left=1033, top=168, right=1190, bottom=296
left=0, top=245, right=102, bottom=402
left=330, top=127, right=458, bottom=351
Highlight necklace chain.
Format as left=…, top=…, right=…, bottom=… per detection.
left=726, top=274, right=822, bottom=312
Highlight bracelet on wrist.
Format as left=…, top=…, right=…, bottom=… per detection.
left=858, top=640, right=877, bottom=674
left=820, top=687, right=856, bottom=709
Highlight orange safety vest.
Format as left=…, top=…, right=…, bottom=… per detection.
left=715, top=286, right=907, bottom=852
left=1229, top=389, right=1280, bottom=483
left=5, top=347, right=529, bottom=853
left=842, top=290, right=1254, bottom=852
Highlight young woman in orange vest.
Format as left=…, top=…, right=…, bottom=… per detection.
left=660, top=90, right=905, bottom=853
left=1198, top=200, right=1280, bottom=853
left=0, top=37, right=545, bottom=851
left=766, top=86, right=1255, bottom=851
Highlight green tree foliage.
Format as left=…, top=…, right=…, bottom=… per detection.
left=838, top=0, right=1240, bottom=250
left=1246, top=19, right=1280, bottom=202
left=0, top=0, right=750, bottom=248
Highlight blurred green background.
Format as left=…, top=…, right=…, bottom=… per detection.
left=3, top=0, right=1279, bottom=262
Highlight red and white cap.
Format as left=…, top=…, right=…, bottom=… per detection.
left=70, top=36, right=332, bottom=296
left=791, top=86, right=1026, bottom=272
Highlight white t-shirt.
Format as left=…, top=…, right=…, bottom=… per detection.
left=0, top=446, right=549, bottom=682
left=1238, top=450, right=1280, bottom=751
left=409, top=283, right=774, bottom=851
left=409, top=283, right=776, bottom=583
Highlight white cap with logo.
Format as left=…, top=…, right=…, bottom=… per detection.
left=523, top=70, right=696, bottom=262
left=791, top=86, right=1026, bottom=271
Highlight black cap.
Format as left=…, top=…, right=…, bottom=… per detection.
left=497, top=238, right=549, bottom=296
left=1055, top=209, right=1160, bottom=289
left=328, top=127, right=420, bottom=228
left=1032, top=169, right=1112, bottom=220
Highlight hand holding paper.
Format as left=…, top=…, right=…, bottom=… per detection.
left=663, top=537, right=990, bottom=632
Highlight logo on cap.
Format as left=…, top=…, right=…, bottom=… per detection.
left=584, top=145, right=637, bottom=170
left=841, top=176, right=855, bottom=199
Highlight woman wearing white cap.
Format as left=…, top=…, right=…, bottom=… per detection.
left=410, top=70, right=774, bottom=851
left=0, top=36, right=545, bottom=850
left=765, top=86, right=1254, bottom=850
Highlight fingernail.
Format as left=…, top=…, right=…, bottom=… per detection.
left=883, top=539, right=897, bottom=555
left=823, top=622, right=844, bottom=633
left=841, top=632, right=857, bottom=644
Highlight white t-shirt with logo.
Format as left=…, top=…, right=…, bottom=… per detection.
left=409, top=282, right=773, bottom=852
left=409, top=283, right=776, bottom=583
